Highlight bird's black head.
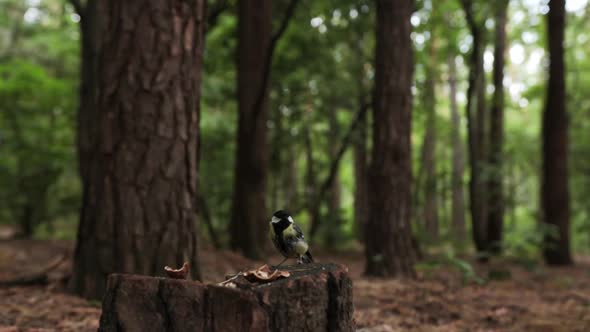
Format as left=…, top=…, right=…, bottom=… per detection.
left=271, top=210, right=293, bottom=232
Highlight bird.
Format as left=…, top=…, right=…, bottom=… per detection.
left=269, top=210, right=314, bottom=267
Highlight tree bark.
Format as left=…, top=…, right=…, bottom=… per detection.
left=98, top=263, right=354, bottom=332
left=487, top=0, right=509, bottom=255
left=542, top=0, right=572, bottom=265
left=229, top=0, right=272, bottom=259
left=461, top=0, right=489, bottom=254
left=448, top=56, right=467, bottom=241
left=365, top=0, right=416, bottom=277
left=421, top=35, right=439, bottom=240
left=70, top=0, right=206, bottom=300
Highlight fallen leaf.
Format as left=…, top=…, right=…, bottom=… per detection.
left=164, top=262, right=189, bottom=279
left=242, top=264, right=290, bottom=283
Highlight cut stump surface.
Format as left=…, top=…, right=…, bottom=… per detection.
left=98, top=262, right=353, bottom=332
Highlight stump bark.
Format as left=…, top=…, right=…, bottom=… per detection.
left=98, top=263, right=354, bottom=332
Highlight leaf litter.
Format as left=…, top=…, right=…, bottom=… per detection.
left=1, top=240, right=589, bottom=331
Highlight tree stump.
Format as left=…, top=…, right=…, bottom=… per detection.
left=98, top=263, right=353, bottom=332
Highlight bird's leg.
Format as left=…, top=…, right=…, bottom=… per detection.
left=273, top=257, right=289, bottom=269
left=297, top=256, right=303, bottom=265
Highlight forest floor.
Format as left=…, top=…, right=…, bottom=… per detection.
left=0, top=238, right=589, bottom=331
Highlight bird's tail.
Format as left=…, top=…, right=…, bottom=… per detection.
left=302, top=251, right=314, bottom=263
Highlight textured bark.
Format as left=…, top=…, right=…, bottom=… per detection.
left=98, top=263, right=354, bottom=332
left=542, top=0, right=572, bottom=265
left=229, top=0, right=272, bottom=259
left=448, top=56, right=467, bottom=241
left=421, top=36, right=439, bottom=239
left=487, top=0, right=509, bottom=255
left=70, top=0, right=206, bottom=300
left=461, top=0, right=489, bottom=254
left=365, top=0, right=416, bottom=277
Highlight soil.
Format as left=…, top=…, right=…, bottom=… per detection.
left=0, top=239, right=589, bottom=332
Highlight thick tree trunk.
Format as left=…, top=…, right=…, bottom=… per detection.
left=448, top=56, right=467, bottom=241
left=487, top=0, right=509, bottom=255
left=98, top=263, right=354, bottom=332
left=542, top=0, right=572, bottom=265
left=229, top=0, right=272, bottom=259
left=421, top=36, right=439, bottom=239
left=365, top=0, right=416, bottom=277
left=461, top=0, right=489, bottom=254
left=70, top=0, right=206, bottom=300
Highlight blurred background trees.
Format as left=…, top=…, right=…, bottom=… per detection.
left=1, top=0, right=589, bottom=298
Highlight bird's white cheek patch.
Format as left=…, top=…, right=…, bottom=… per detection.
left=271, top=216, right=281, bottom=224
left=288, top=216, right=294, bottom=223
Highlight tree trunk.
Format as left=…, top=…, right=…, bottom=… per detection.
left=448, top=56, right=467, bottom=241
left=487, top=0, right=509, bottom=255
left=365, top=0, right=416, bottom=277
left=75, top=0, right=98, bottom=182
left=98, top=263, right=354, bottom=332
left=461, top=0, right=489, bottom=254
left=353, top=103, right=368, bottom=242
left=229, top=0, right=272, bottom=259
left=421, top=36, right=439, bottom=240
left=304, top=125, right=319, bottom=228
left=352, top=21, right=369, bottom=244
left=542, top=0, right=572, bottom=265
left=325, top=106, right=342, bottom=248
left=70, top=0, right=206, bottom=300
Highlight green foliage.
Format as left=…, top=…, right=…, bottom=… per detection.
left=0, top=0, right=79, bottom=236
left=0, top=0, right=589, bottom=261
left=415, top=248, right=486, bottom=285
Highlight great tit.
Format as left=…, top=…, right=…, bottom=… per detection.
left=269, top=210, right=314, bottom=266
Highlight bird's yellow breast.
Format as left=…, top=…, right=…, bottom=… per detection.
left=283, top=224, right=297, bottom=237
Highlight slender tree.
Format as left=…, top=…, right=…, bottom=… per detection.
left=229, top=0, right=273, bottom=258
left=365, top=0, right=416, bottom=277
left=353, top=98, right=369, bottom=242
left=461, top=0, right=489, bottom=254
left=542, top=0, right=572, bottom=265
left=70, top=0, right=206, bottom=299
left=325, top=105, right=342, bottom=248
left=448, top=55, right=467, bottom=241
left=229, top=0, right=300, bottom=258
left=487, top=0, right=509, bottom=254
left=421, top=33, right=439, bottom=239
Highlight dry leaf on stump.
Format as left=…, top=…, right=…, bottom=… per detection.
left=242, top=264, right=290, bottom=282
left=164, top=262, right=189, bottom=279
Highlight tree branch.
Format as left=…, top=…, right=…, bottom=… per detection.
left=251, top=0, right=301, bottom=122
left=207, top=0, right=230, bottom=32
left=309, top=102, right=371, bottom=238
left=0, top=254, right=67, bottom=287
left=197, top=193, right=221, bottom=249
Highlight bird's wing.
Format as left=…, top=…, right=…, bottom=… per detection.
left=292, top=223, right=305, bottom=240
